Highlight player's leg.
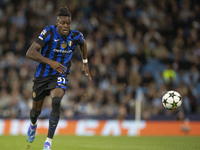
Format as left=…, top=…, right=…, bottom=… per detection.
left=27, top=99, right=44, bottom=143
left=43, top=88, right=64, bottom=150
left=31, top=100, right=44, bottom=123
left=27, top=78, right=47, bottom=143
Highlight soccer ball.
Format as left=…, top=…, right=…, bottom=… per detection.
left=162, top=90, right=182, bottom=110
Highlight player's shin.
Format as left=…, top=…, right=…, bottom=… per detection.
left=30, top=109, right=41, bottom=125
left=47, top=97, right=61, bottom=139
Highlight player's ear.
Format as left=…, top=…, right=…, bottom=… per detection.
left=56, top=17, right=59, bottom=26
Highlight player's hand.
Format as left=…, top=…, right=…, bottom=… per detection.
left=49, top=60, right=67, bottom=73
left=82, top=63, right=92, bottom=81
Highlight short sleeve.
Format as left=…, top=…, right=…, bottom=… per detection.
left=35, top=26, right=51, bottom=47
left=77, top=32, right=84, bottom=45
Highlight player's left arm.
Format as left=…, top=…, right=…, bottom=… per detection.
left=79, top=39, right=92, bottom=81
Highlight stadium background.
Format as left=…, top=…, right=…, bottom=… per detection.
left=0, top=0, right=200, bottom=136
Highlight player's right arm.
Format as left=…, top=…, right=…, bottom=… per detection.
left=26, top=26, right=67, bottom=74
left=26, top=42, right=66, bottom=74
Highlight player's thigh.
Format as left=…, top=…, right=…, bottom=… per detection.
left=50, top=88, right=65, bottom=98
left=48, top=75, right=68, bottom=98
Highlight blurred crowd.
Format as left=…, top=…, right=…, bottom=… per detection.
left=0, top=0, right=200, bottom=120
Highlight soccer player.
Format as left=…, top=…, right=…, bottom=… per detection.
left=26, top=6, right=92, bottom=150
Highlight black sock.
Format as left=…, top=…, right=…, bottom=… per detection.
left=47, top=97, right=61, bottom=139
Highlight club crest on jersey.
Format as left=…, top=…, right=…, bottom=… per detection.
left=33, top=92, right=36, bottom=98
left=61, top=42, right=67, bottom=48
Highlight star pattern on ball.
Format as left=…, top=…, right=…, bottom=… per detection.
left=172, top=101, right=177, bottom=107
left=169, top=92, right=175, bottom=98
left=178, top=96, right=182, bottom=101
left=163, top=99, right=168, bottom=106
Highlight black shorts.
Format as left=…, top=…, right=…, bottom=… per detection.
left=32, top=75, right=68, bottom=101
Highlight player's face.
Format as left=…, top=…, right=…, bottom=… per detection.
left=56, top=16, right=71, bottom=37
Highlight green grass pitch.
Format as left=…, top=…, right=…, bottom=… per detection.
left=0, top=135, right=199, bottom=150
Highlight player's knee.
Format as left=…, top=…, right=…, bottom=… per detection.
left=52, top=97, right=62, bottom=113
left=30, top=109, right=41, bottom=119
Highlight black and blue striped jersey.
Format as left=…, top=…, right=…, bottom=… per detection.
left=34, top=25, right=84, bottom=78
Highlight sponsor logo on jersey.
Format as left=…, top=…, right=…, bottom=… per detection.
left=53, top=49, right=72, bottom=53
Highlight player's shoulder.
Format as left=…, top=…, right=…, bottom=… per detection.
left=70, top=30, right=84, bottom=38
left=38, top=25, right=55, bottom=43
left=41, top=25, right=55, bottom=33
left=71, top=30, right=82, bottom=35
